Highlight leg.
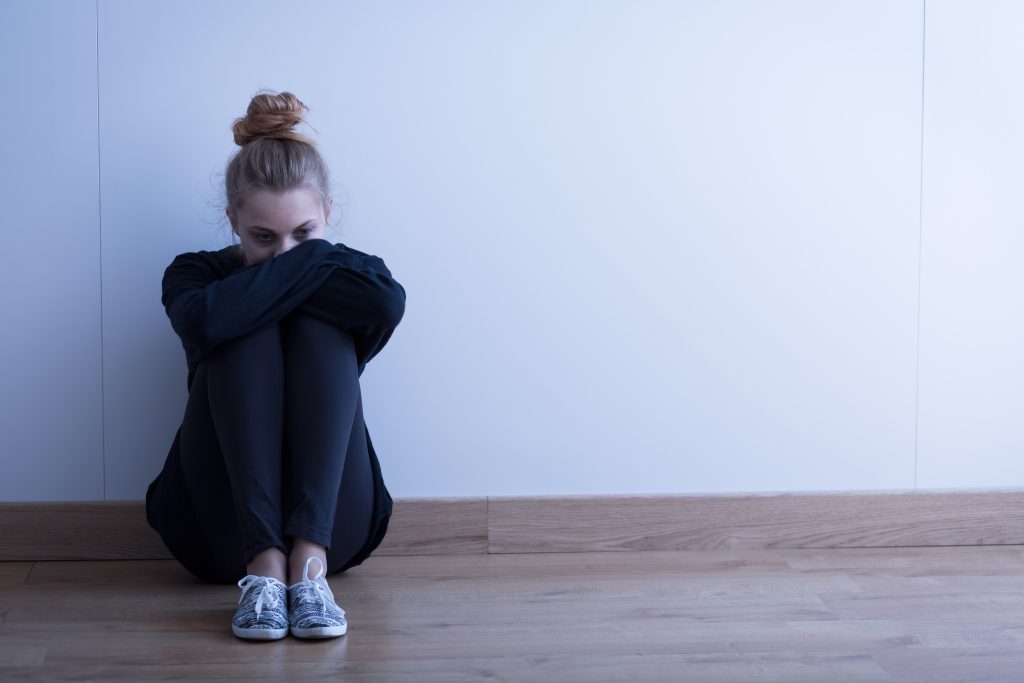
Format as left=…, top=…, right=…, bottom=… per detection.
left=325, top=391, right=375, bottom=573
left=185, top=323, right=289, bottom=577
left=281, top=314, right=374, bottom=582
left=170, top=361, right=247, bottom=583
left=146, top=361, right=244, bottom=584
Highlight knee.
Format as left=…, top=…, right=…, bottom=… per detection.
left=285, top=314, right=356, bottom=354
left=207, top=323, right=283, bottom=365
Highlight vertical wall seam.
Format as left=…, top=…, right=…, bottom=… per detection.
left=96, top=0, right=107, bottom=501
left=486, top=497, right=491, bottom=554
left=913, top=0, right=928, bottom=490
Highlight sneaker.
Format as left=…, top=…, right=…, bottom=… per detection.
left=288, top=556, right=347, bottom=639
left=232, top=575, right=289, bottom=640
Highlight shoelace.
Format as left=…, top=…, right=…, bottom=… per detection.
left=295, top=556, right=345, bottom=619
left=237, top=575, right=281, bottom=621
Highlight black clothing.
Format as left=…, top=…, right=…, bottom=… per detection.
left=149, top=315, right=375, bottom=583
left=145, top=239, right=405, bottom=584
left=161, top=238, right=405, bottom=390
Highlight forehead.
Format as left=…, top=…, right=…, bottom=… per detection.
left=239, top=188, right=324, bottom=230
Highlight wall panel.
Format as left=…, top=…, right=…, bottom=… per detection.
left=0, top=0, right=104, bottom=501
left=918, top=0, right=1024, bottom=488
left=348, top=1, right=926, bottom=495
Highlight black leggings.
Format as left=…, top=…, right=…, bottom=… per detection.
left=148, top=313, right=374, bottom=584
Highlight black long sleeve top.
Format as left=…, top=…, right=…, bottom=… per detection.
left=162, top=238, right=406, bottom=389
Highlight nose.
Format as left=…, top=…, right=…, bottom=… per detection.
left=273, top=238, right=299, bottom=258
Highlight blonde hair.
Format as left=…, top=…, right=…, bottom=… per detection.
left=224, top=90, right=331, bottom=217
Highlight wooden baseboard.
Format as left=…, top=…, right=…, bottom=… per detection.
left=0, top=502, right=169, bottom=561
left=489, top=489, right=1024, bottom=553
left=0, top=498, right=488, bottom=562
left=3, top=490, right=1024, bottom=561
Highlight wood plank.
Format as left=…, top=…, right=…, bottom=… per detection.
left=340, top=548, right=795, bottom=581
left=0, top=638, right=48, bottom=667
left=488, top=490, right=1024, bottom=553
left=4, top=548, right=1024, bottom=681
left=0, top=562, right=34, bottom=584
left=779, top=545, right=1024, bottom=574
left=874, top=648, right=1024, bottom=683
left=374, top=497, right=488, bottom=555
left=0, top=502, right=168, bottom=561
left=0, top=655, right=894, bottom=683
left=25, top=559, right=196, bottom=586
left=0, top=563, right=33, bottom=631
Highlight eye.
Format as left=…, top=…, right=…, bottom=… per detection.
left=296, top=227, right=313, bottom=238
left=255, top=233, right=274, bottom=243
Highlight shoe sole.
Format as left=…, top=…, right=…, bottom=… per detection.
left=232, top=625, right=289, bottom=640
left=291, top=624, right=348, bottom=639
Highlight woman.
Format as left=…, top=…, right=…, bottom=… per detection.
left=145, top=90, right=405, bottom=641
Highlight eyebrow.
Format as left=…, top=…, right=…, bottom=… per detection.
left=247, top=220, right=316, bottom=232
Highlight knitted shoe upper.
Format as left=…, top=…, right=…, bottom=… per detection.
left=288, top=557, right=347, bottom=631
left=233, top=575, right=289, bottom=633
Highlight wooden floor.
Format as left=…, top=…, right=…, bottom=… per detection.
left=2, top=546, right=1024, bottom=681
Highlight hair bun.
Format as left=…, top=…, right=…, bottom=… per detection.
left=232, top=90, right=316, bottom=146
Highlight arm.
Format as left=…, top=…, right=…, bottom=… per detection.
left=162, top=238, right=349, bottom=355
left=296, top=245, right=406, bottom=369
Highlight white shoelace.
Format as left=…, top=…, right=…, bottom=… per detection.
left=295, top=556, right=345, bottom=619
left=237, top=575, right=281, bottom=620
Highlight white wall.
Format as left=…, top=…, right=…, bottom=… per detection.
left=0, top=0, right=1019, bottom=502
left=917, top=0, right=1024, bottom=488
left=0, top=0, right=104, bottom=500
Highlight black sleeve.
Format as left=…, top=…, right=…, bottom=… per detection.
left=162, top=239, right=354, bottom=355
left=296, top=246, right=406, bottom=370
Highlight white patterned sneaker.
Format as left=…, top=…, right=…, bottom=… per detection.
left=288, top=557, right=347, bottom=639
left=231, top=575, right=289, bottom=640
